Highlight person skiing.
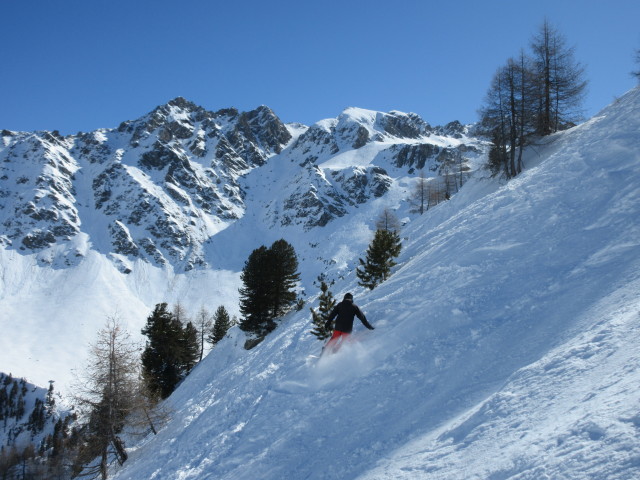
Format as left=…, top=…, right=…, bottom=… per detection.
left=323, top=293, right=374, bottom=353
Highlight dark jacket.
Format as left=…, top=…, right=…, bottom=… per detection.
left=325, top=299, right=374, bottom=333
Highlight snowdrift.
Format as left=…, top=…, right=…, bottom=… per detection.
left=111, top=89, right=640, bottom=480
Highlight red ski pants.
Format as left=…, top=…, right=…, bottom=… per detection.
left=326, top=330, right=350, bottom=353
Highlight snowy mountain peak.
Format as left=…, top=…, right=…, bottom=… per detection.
left=0, top=101, right=482, bottom=269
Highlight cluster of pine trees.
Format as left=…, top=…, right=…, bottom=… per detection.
left=479, top=19, right=587, bottom=178
left=140, top=303, right=200, bottom=400
left=69, top=303, right=235, bottom=479
left=140, top=303, right=234, bottom=400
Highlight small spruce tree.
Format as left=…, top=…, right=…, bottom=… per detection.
left=209, top=305, right=232, bottom=346
left=310, top=280, right=337, bottom=340
left=356, top=229, right=402, bottom=290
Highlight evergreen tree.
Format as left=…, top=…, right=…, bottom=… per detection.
left=141, top=303, right=185, bottom=399
left=356, top=229, right=402, bottom=290
left=268, top=239, right=301, bottom=318
left=181, top=322, right=200, bottom=375
left=310, top=280, right=337, bottom=340
left=239, top=246, right=274, bottom=337
left=239, top=239, right=300, bottom=341
left=45, top=381, right=56, bottom=413
left=209, top=305, right=232, bottom=346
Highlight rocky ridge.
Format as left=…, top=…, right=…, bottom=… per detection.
left=0, top=100, right=484, bottom=271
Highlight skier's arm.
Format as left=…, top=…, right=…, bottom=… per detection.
left=355, top=306, right=374, bottom=330
left=325, top=305, right=339, bottom=330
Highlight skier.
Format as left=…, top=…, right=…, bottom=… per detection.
left=323, top=293, right=374, bottom=354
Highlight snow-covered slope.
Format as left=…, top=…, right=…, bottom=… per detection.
left=0, top=100, right=482, bottom=392
left=109, top=88, right=640, bottom=479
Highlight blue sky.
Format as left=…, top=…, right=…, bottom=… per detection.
left=1, top=0, right=639, bottom=134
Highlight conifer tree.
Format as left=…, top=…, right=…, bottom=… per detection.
left=356, top=229, right=402, bottom=290
left=141, top=303, right=186, bottom=399
left=239, top=246, right=274, bottom=337
left=239, top=239, right=300, bottom=341
left=268, top=239, right=301, bottom=318
left=209, top=305, right=232, bottom=346
left=310, top=280, right=337, bottom=340
left=181, top=322, right=200, bottom=375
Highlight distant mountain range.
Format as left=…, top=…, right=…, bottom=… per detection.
left=0, top=98, right=483, bottom=274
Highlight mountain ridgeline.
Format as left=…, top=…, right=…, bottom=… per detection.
left=0, top=98, right=482, bottom=273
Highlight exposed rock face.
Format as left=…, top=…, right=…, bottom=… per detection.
left=0, top=101, right=483, bottom=269
left=268, top=107, right=482, bottom=229
left=274, top=163, right=393, bottom=230
left=0, top=99, right=291, bottom=270
left=380, top=111, right=432, bottom=139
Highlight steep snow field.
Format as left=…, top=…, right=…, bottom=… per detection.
left=0, top=248, right=241, bottom=390
left=109, top=89, right=640, bottom=480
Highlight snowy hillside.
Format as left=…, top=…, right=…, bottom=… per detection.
left=0, top=99, right=482, bottom=392
left=109, top=88, right=640, bottom=479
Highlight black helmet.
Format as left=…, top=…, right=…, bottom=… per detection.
left=344, top=293, right=353, bottom=301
